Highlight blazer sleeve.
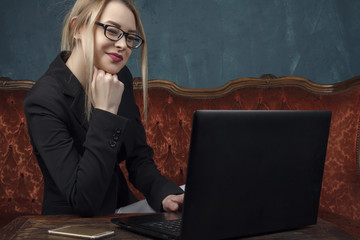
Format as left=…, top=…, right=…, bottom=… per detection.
left=24, top=78, right=128, bottom=216
left=117, top=68, right=184, bottom=212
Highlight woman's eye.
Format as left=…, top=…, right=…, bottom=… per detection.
left=127, top=35, right=136, bottom=41
left=126, top=37, right=134, bottom=43
left=106, top=28, right=119, bottom=36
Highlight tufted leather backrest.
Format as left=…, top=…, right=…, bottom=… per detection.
left=0, top=79, right=41, bottom=214
left=1, top=76, right=360, bottom=221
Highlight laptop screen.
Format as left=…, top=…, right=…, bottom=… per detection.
left=181, top=110, right=331, bottom=239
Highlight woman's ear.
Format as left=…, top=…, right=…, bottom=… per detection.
left=70, top=16, right=81, bottom=40
left=70, top=16, right=77, bottom=28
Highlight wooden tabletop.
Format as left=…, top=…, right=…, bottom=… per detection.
left=0, top=215, right=357, bottom=240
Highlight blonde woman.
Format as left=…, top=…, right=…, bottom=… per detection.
left=24, top=0, right=184, bottom=217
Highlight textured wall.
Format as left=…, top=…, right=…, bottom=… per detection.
left=0, top=0, right=359, bottom=88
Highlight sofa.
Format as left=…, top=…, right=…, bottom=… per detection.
left=0, top=75, right=360, bottom=237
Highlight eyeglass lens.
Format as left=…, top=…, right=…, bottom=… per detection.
left=105, top=25, right=142, bottom=48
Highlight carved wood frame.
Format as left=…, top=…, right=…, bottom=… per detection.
left=134, top=74, right=360, bottom=97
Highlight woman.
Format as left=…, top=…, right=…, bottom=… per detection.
left=23, top=0, right=184, bottom=217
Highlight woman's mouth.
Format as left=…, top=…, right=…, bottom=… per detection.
left=107, top=53, right=123, bottom=63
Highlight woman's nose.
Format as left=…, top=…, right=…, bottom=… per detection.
left=115, top=36, right=128, bottom=49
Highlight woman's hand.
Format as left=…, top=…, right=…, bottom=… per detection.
left=91, top=66, right=124, bottom=115
left=162, top=194, right=184, bottom=212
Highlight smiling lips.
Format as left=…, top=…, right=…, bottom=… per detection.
left=107, top=53, right=123, bottom=63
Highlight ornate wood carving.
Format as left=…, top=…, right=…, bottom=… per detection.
left=0, top=77, right=35, bottom=90
left=134, top=75, right=360, bottom=97
left=3, top=75, right=360, bottom=94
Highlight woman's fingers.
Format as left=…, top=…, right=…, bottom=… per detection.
left=162, top=194, right=184, bottom=212
left=91, top=68, right=124, bottom=115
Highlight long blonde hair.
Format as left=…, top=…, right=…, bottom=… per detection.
left=61, top=0, right=148, bottom=121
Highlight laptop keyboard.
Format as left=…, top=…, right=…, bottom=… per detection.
left=142, top=219, right=182, bottom=232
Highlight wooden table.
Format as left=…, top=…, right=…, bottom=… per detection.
left=0, top=214, right=357, bottom=240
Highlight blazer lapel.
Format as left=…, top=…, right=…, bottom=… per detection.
left=50, top=52, right=89, bottom=130
left=71, top=89, right=89, bottom=130
left=60, top=75, right=89, bottom=130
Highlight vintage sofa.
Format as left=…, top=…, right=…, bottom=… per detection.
left=0, top=75, right=360, bottom=237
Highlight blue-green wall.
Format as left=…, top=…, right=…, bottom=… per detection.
left=1, top=0, right=359, bottom=88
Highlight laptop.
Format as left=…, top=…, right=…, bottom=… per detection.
left=111, top=110, right=332, bottom=239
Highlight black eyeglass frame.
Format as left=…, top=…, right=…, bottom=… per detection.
left=95, top=21, right=144, bottom=49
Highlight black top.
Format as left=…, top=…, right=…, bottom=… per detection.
left=23, top=52, right=183, bottom=216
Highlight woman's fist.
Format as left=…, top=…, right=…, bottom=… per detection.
left=91, top=66, right=124, bottom=115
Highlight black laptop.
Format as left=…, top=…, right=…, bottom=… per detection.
left=111, top=110, right=332, bottom=240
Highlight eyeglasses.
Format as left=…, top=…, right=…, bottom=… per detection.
left=95, top=22, right=144, bottom=49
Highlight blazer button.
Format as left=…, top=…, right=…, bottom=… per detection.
left=109, top=141, right=117, bottom=148
left=115, top=128, right=121, bottom=134
left=113, top=135, right=119, bottom=141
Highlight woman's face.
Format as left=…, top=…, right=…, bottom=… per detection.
left=93, top=1, right=136, bottom=74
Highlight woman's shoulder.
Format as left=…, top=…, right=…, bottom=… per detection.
left=23, top=71, right=71, bottom=118
left=26, top=73, right=63, bottom=102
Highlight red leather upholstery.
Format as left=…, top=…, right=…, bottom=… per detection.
left=1, top=76, right=360, bottom=230
left=0, top=83, right=42, bottom=214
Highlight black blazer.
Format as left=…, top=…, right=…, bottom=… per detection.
left=23, top=52, right=183, bottom=216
